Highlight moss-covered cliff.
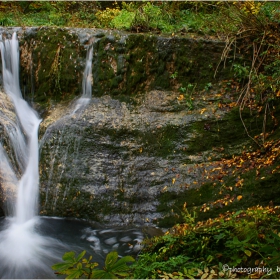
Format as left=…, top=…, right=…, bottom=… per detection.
left=0, top=27, right=279, bottom=228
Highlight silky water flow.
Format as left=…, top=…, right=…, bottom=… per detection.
left=0, top=32, right=66, bottom=279
left=0, top=33, right=144, bottom=279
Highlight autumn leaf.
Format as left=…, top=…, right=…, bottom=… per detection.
left=200, top=108, right=206, bottom=114
left=177, top=94, right=184, bottom=101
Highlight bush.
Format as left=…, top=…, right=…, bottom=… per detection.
left=134, top=206, right=280, bottom=279
left=111, top=10, right=135, bottom=30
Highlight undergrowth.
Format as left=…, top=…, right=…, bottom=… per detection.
left=134, top=205, right=280, bottom=279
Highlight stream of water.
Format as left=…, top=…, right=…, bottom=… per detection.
left=0, top=33, right=144, bottom=279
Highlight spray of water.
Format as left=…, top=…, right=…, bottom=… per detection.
left=0, top=32, right=63, bottom=278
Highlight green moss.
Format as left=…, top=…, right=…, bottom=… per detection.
left=157, top=183, right=215, bottom=227
left=22, top=27, right=85, bottom=105
left=20, top=29, right=240, bottom=107
left=187, top=107, right=262, bottom=158
left=156, top=159, right=280, bottom=228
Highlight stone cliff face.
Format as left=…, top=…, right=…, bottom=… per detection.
left=1, top=27, right=271, bottom=227
left=0, top=27, right=235, bottom=106
left=39, top=85, right=251, bottom=227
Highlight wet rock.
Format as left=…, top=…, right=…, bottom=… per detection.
left=38, top=90, right=237, bottom=227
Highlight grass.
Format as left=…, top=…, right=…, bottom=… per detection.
left=0, top=2, right=251, bottom=35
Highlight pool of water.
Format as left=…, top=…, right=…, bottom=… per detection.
left=0, top=216, right=145, bottom=279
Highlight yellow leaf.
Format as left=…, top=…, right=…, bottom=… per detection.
left=139, top=147, right=143, bottom=153
left=177, top=94, right=184, bottom=101
left=201, top=273, right=208, bottom=279
left=237, top=195, right=242, bottom=201
left=244, top=249, right=252, bottom=257
left=204, top=267, right=209, bottom=273
left=200, top=108, right=206, bottom=114
left=172, top=178, right=176, bottom=184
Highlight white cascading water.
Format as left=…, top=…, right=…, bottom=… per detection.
left=0, top=32, right=41, bottom=222
left=0, top=33, right=62, bottom=279
left=72, top=44, right=93, bottom=114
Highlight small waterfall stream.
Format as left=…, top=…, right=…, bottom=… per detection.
left=0, top=33, right=144, bottom=278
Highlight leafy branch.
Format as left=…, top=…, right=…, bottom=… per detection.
left=52, top=251, right=135, bottom=279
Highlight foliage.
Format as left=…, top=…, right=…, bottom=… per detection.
left=213, top=1, right=280, bottom=147
left=0, top=12, right=17, bottom=26
left=177, top=83, right=196, bottom=110
left=91, top=251, right=135, bottom=279
left=0, top=1, right=234, bottom=34
left=52, top=250, right=135, bottom=279
left=134, top=206, right=280, bottom=279
left=95, top=7, right=121, bottom=28
left=52, top=250, right=97, bottom=279
left=111, top=9, right=135, bottom=30
left=0, top=1, right=278, bottom=39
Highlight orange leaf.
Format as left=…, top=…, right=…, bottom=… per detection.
left=200, top=108, right=206, bottom=114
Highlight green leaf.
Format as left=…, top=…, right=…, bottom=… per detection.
left=77, top=262, right=82, bottom=269
left=65, top=269, right=84, bottom=279
left=110, top=255, right=135, bottom=273
left=91, top=269, right=116, bottom=279
left=76, top=250, right=86, bottom=262
left=115, top=271, right=129, bottom=277
left=51, top=262, right=73, bottom=272
left=83, top=267, right=91, bottom=275
left=105, top=251, right=119, bottom=271
left=64, top=263, right=84, bottom=279
left=62, top=251, right=76, bottom=262
left=260, top=245, right=275, bottom=254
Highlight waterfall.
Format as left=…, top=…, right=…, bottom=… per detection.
left=0, top=32, right=61, bottom=279
left=0, top=33, right=94, bottom=278
left=72, top=44, right=93, bottom=114
left=0, top=32, right=41, bottom=223
left=0, top=32, right=41, bottom=222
